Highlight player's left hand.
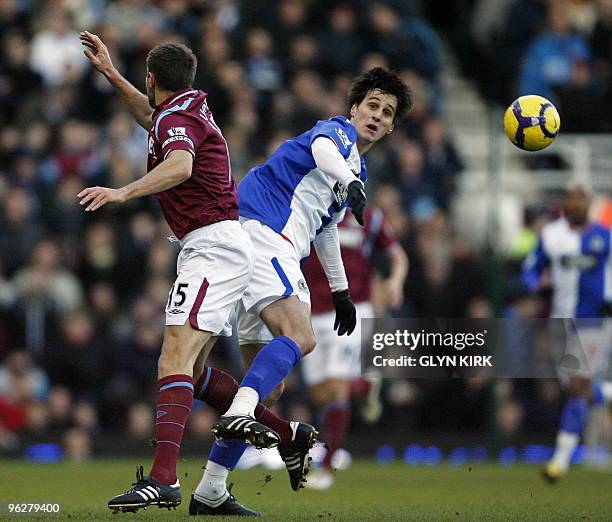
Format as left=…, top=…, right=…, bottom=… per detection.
left=347, top=180, right=366, bottom=226
left=78, top=186, right=128, bottom=211
left=332, top=289, right=357, bottom=336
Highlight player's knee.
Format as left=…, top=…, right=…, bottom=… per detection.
left=158, top=334, right=192, bottom=377
left=264, top=380, right=285, bottom=407
left=294, top=332, right=316, bottom=355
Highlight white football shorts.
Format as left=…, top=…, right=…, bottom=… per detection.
left=165, top=220, right=254, bottom=337
left=301, top=302, right=373, bottom=386
left=237, top=218, right=311, bottom=345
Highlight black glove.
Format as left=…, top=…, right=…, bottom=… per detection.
left=347, top=180, right=366, bottom=226
left=332, top=289, right=357, bottom=336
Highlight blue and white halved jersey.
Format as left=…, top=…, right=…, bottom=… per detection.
left=238, top=116, right=366, bottom=259
left=522, top=218, right=612, bottom=318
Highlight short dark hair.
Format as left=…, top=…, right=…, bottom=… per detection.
left=348, top=67, right=412, bottom=121
left=146, top=43, right=197, bottom=92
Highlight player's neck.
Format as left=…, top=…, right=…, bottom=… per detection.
left=356, top=139, right=374, bottom=155
left=154, top=88, right=179, bottom=107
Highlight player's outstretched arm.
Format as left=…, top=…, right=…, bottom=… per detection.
left=313, top=220, right=357, bottom=336
left=80, top=31, right=153, bottom=130
left=78, top=150, right=192, bottom=212
left=384, top=245, right=409, bottom=309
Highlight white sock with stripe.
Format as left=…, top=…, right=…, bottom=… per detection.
left=600, top=382, right=612, bottom=402
left=223, top=387, right=259, bottom=417
left=550, top=430, right=579, bottom=472
left=193, top=461, right=230, bottom=507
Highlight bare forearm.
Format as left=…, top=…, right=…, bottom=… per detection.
left=122, top=153, right=191, bottom=201
left=105, top=68, right=153, bottom=129
left=388, top=245, right=409, bottom=285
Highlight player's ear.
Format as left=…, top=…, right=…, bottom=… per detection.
left=350, top=103, right=357, bottom=119
left=387, top=124, right=394, bottom=134
left=147, top=71, right=155, bottom=89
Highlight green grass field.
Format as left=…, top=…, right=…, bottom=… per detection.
left=1, top=459, right=611, bottom=520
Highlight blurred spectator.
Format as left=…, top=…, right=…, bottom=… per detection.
left=63, top=426, right=92, bottom=460
left=0, top=351, right=48, bottom=402
left=421, top=117, right=463, bottom=209
left=317, top=3, right=365, bottom=76
left=519, top=0, right=591, bottom=100
left=29, top=7, right=88, bottom=87
left=44, top=312, right=109, bottom=400
left=127, top=402, right=153, bottom=439
left=0, top=187, right=43, bottom=276
left=13, top=239, right=84, bottom=315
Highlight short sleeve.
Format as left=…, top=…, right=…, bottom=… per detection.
left=155, top=112, right=205, bottom=160
left=310, top=119, right=357, bottom=159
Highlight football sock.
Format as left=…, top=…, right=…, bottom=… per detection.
left=226, top=336, right=301, bottom=415
left=550, top=396, right=588, bottom=471
left=349, top=377, right=371, bottom=400
left=550, top=431, right=580, bottom=472
left=194, top=366, right=294, bottom=444
left=150, top=374, right=193, bottom=485
left=590, top=381, right=612, bottom=405
left=321, top=401, right=351, bottom=469
left=193, top=459, right=230, bottom=507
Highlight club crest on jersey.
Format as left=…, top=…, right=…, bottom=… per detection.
left=167, top=127, right=187, bottom=137
left=332, top=181, right=348, bottom=207
left=148, top=136, right=155, bottom=155
left=297, top=279, right=309, bottom=294
left=335, top=127, right=352, bottom=148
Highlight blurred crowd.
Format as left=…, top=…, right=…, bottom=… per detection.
left=0, top=0, right=599, bottom=459
left=455, top=0, right=612, bottom=132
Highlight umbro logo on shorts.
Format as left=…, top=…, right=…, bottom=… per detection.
left=167, top=308, right=185, bottom=315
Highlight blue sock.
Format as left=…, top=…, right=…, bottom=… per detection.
left=241, top=336, right=301, bottom=401
left=560, top=396, right=588, bottom=435
left=208, top=440, right=248, bottom=470
left=591, top=383, right=604, bottom=406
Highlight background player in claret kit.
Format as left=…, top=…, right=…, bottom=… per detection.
left=205, top=68, right=412, bottom=498
left=522, top=185, right=612, bottom=483
left=77, top=32, right=261, bottom=514
left=301, top=206, right=408, bottom=490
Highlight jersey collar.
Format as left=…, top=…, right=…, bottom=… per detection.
left=154, top=88, right=200, bottom=115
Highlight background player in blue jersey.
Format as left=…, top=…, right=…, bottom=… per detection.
left=522, top=185, right=612, bottom=482
left=190, top=69, right=411, bottom=507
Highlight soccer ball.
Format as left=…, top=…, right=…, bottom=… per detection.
left=503, top=95, right=561, bottom=151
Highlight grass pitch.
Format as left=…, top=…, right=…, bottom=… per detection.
left=1, top=459, right=611, bottom=520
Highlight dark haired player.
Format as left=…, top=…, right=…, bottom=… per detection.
left=203, top=68, right=412, bottom=502
left=78, top=33, right=262, bottom=514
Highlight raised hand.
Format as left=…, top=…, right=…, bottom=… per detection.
left=78, top=186, right=128, bottom=212
left=80, top=31, right=115, bottom=76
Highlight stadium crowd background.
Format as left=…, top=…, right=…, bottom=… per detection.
left=0, top=0, right=611, bottom=460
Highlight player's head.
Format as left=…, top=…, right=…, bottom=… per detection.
left=347, top=67, right=412, bottom=149
left=563, top=184, right=591, bottom=227
left=145, top=43, right=197, bottom=107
